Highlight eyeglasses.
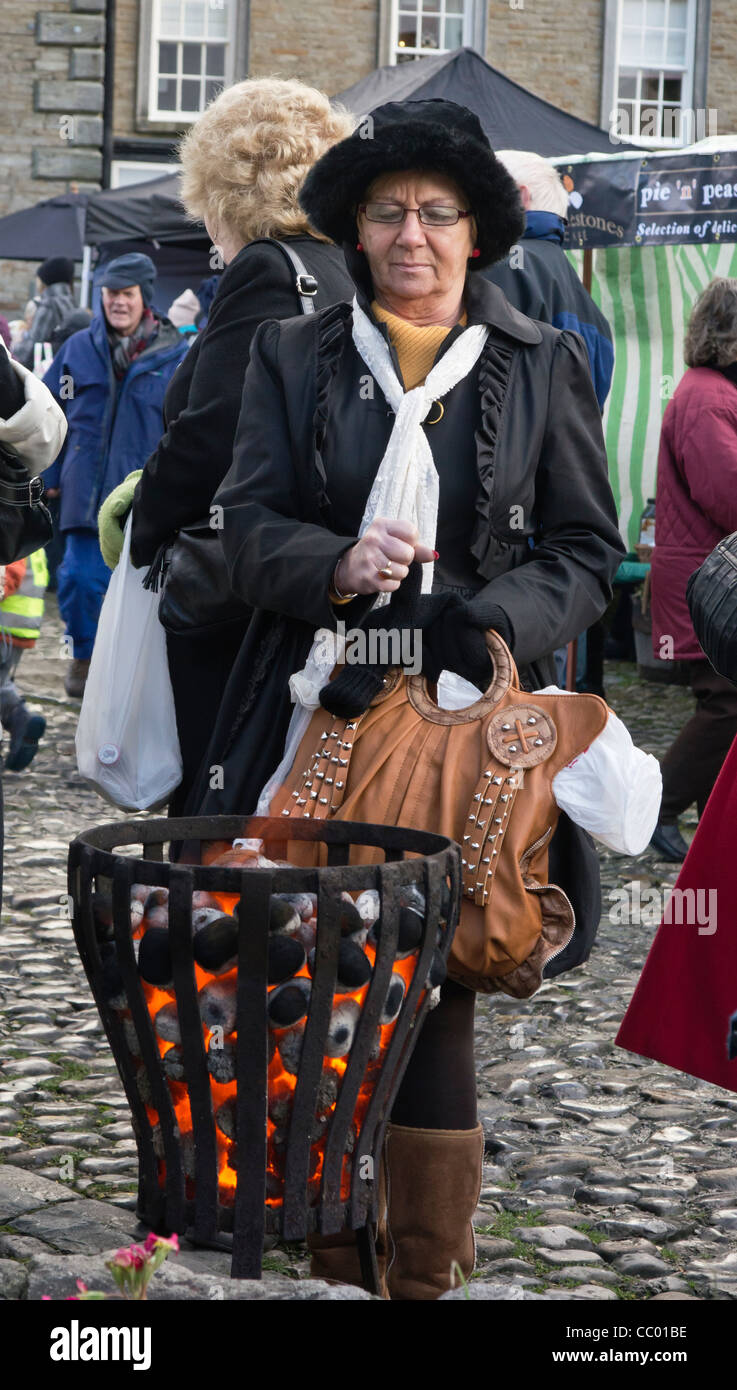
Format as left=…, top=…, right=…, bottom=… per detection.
left=358, top=202, right=473, bottom=227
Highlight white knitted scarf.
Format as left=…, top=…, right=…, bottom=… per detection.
left=256, top=296, right=489, bottom=813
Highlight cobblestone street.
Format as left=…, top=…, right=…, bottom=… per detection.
left=0, top=599, right=735, bottom=1300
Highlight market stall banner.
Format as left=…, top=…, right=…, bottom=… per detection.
left=567, top=240, right=737, bottom=547
left=557, top=153, right=737, bottom=250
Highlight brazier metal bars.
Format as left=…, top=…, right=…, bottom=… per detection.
left=68, top=815, right=461, bottom=1285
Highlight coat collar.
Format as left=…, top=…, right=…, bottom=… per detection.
left=344, top=242, right=541, bottom=346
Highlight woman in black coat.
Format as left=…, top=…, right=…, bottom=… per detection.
left=193, top=100, right=626, bottom=1298
left=101, top=78, right=355, bottom=812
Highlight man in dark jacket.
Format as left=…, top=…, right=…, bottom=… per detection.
left=484, top=152, right=614, bottom=410
left=14, top=258, right=77, bottom=371
left=486, top=151, right=617, bottom=695
left=43, top=252, right=188, bottom=696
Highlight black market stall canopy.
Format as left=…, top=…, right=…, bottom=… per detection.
left=84, top=173, right=206, bottom=247
left=555, top=141, right=737, bottom=249
left=81, top=174, right=211, bottom=308
left=336, top=47, right=637, bottom=158
left=0, top=192, right=88, bottom=262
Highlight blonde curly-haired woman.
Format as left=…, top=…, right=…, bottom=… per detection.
left=100, top=78, right=355, bottom=811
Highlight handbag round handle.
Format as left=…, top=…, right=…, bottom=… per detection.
left=406, top=629, right=517, bottom=724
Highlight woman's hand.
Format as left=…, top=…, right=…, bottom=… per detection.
left=334, top=518, right=436, bottom=596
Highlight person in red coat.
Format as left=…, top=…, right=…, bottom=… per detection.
left=617, top=727, right=737, bottom=1091
left=649, top=277, right=737, bottom=861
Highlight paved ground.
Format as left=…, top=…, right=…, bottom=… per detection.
left=0, top=599, right=735, bottom=1300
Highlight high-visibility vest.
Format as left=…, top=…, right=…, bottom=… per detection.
left=0, top=548, right=48, bottom=640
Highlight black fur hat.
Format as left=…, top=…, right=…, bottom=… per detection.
left=300, top=98, right=525, bottom=269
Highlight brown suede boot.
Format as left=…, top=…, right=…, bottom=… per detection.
left=384, top=1122, right=484, bottom=1300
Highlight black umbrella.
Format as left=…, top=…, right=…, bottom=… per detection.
left=336, top=48, right=639, bottom=158
left=0, top=192, right=88, bottom=262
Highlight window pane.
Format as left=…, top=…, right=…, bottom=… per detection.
left=446, top=0, right=466, bottom=11
left=444, top=16, right=463, bottom=48
left=158, top=41, right=177, bottom=74
left=663, top=76, right=682, bottom=101
left=620, top=27, right=644, bottom=64
left=623, top=0, right=643, bottom=24
left=182, top=42, right=201, bottom=73
left=666, top=27, right=687, bottom=63
left=180, top=77, right=202, bottom=110
left=396, top=51, right=418, bottom=62
left=205, top=43, right=225, bottom=75
left=205, top=78, right=222, bottom=103
left=423, top=0, right=441, bottom=11
left=183, top=1, right=206, bottom=37
left=157, top=77, right=176, bottom=110
left=159, top=1, right=180, bottom=37
left=642, top=73, right=660, bottom=100
left=397, top=17, right=418, bottom=49
left=420, top=16, right=440, bottom=48
left=206, top=0, right=228, bottom=38
left=645, top=0, right=665, bottom=24
left=643, top=27, right=665, bottom=62
left=670, top=0, right=689, bottom=25
left=619, top=74, right=637, bottom=97
left=640, top=105, right=659, bottom=135
left=662, top=106, right=682, bottom=138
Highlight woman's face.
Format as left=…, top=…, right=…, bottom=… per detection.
left=356, top=171, right=475, bottom=308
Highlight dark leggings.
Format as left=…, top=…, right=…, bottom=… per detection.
left=390, top=978, right=477, bottom=1130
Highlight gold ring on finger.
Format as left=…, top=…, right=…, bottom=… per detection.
left=377, top=562, right=394, bottom=579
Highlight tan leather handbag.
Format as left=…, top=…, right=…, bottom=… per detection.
left=270, top=632, right=608, bottom=997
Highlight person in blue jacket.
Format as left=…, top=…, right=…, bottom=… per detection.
left=483, top=150, right=614, bottom=411
left=43, top=253, right=189, bottom=697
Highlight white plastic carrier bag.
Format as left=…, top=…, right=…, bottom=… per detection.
left=75, top=516, right=182, bottom=811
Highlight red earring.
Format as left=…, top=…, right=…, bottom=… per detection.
left=356, top=242, right=364, bottom=252
left=471, top=248, right=481, bottom=258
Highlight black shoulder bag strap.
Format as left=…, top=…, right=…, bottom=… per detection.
left=247, top=238, right=319, bottom=314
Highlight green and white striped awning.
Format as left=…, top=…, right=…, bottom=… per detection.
left=567, top=242, right=737, bottom=547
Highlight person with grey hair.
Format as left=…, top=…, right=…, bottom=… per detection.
left=484, top=150, right=614, bottom=409
left=486, top=150, right=617, bottom=699
left=649, top=277, right=737, bottom=861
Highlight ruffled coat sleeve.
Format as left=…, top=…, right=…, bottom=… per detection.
left=468, top=329, right=625, bottom=665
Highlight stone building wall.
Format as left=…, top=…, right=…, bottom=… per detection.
left=247, top=0, right=378, bottom=94
left=706, top=0, right=737, bottom=136
left=1, top=0, right=105, bottom=312
left=486, top=0, right=604, bottom=126
left=114, top=0, right=139, bottom=137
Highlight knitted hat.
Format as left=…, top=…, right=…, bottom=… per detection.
left=299, top=99, right=524, bottom=269
left=101, top=252, right=157, bottom=307
left=37, top=257, right=75, bottom=287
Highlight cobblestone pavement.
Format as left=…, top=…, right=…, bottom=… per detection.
left=0, top=600, right=735, bottom=1300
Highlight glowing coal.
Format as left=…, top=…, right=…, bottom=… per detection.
left=325, top=999, right=360, bottom=1058
left=199, top=978, right=237, bottom=1034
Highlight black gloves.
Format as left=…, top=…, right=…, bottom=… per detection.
left=320, top=562, right=424, bottom=718
left=320, top=563, right=514, bottom=720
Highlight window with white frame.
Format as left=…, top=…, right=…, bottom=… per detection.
left=111, top=161, right=181, bottom=189
left=149, top=0, right=235, bottom=121
left=392, top=0, right=472, bottom=63
left=614, top=0, right=697, bottom=144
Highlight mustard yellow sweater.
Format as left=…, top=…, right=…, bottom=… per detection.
left=372, top=301, right=468, bottom=390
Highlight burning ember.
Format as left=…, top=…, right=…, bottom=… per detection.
left=93, top=836, right=445, bottom=1223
